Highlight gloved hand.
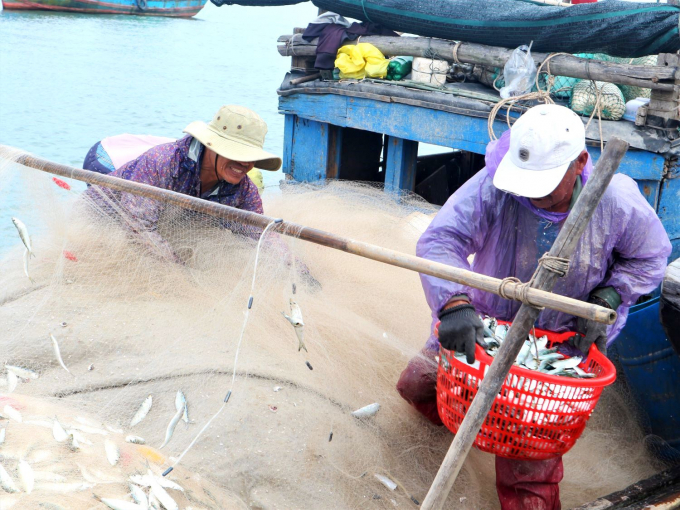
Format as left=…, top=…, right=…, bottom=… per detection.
left=570, top=296, right=610, bottom=356
left=437, top=304, right=487, bottom=364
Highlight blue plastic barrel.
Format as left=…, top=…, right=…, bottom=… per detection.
left=610, top=297, right=680, bottom=460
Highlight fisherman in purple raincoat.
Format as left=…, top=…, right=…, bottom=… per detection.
left=397, top=105, right=671, bottom=510
left=83, top=105, right=281, bottom=263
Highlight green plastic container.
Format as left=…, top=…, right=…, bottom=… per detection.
left=387, top=56, right=413, bottom=81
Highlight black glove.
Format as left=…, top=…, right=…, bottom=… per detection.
left=570, top=296, right=610, bottom=356
left=438, top=304, right=487, bottom=364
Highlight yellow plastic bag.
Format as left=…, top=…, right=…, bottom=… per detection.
left=335, top=43, right=389, bottom=79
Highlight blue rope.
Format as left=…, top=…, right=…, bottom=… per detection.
left=360, top=0, right=373, bottom=23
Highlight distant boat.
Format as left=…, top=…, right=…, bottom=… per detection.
left=1, top=0, right=208, bottom=17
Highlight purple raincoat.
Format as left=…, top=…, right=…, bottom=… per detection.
left=418, top=130, right=671, bottom=350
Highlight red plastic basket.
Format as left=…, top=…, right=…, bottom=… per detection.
left=435, top=321, right=617, bottom=460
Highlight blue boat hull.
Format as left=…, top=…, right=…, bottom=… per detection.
left=2, top=0, right=207, bottom=17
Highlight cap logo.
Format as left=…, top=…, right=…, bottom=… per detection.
left=518, top=148, right=530, bottom=162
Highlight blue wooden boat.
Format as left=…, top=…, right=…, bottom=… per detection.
left=275, top=37, right=680, bottom=462
left=1, top=0, right=207, bottom=17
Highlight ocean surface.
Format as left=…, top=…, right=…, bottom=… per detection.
left=0, top=1, right=317, bottom=255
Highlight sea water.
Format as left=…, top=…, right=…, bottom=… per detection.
left=0, top=2, right=317, bottom=255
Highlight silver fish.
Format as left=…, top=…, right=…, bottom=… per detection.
left=130, top=395, right=153, bottom=427
left=130, top=473, right=184, bottom=493
left=129, top=483, right=149, bottom=508
left=1, top=406, right=21, bottom=423
left=282, top=298, right=307, bottom=352
left=11, top=217, right=33, bottom=257
left=38, top=503, right=68, bottom=510
left=104, top=439, right=120, bottom=466
left=175, top=390, right=188, bottom=424
left=374, top=473, right=397, bottom=491
left=147, top=471, right=178, bottom=510
left=126, top=435, right=146, bottom=445
left=523, top=356, right=539, bottom=371
left=0, top=462, right=18, bottom=493
left=150, top=472, right=183, bottom=493
left=516, top=342, right=532, bottom=366
left=5, top=365, right=38, bottom=380
left=160, top=406, right=184, bottom=449
left=67, top=433, right=80, bottom=452
left=549, top=357, right=583, bottom=372
left=52, top=419, right=68, bottom=443
left=17, top=459, right=34, bottom=494
left=0, top=428, right=5, bottom=446
left=148, top=491, right=161, bottom=510
left=351, top=403, right=380, bottom=419
left=573, top=366, right=595, bottom=378
left=49, top=334, right=73, bottom=376
left=22, top=249, right=34, bottom=284
left=6, top=372, right=17, bottom=394
left=106, top=424, right=124, bottom=434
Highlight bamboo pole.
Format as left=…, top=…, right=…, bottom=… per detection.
left=420, top=137, right=629, bottom=510
left=0, top=145, right=616, bottom=325
left=277, top=35, right=676, bottom=92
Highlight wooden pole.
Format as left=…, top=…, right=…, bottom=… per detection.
left=277, top=35, right=676, bottom=92
left=420, top=137, right=630, bottom=510
left=289, top=72, right=321, bottom=85
left=0, top=145, right=616, bottom=325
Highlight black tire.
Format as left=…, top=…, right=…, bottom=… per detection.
left=136, top=0, right=148, bottom=10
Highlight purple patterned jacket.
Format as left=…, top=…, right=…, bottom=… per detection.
left=85, top=135, right=263, bottom=261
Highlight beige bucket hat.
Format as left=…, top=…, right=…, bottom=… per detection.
left=183, top=105, right=282, bottom=171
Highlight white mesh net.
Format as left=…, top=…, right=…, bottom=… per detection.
left=0, top=149, right=662, bottom=509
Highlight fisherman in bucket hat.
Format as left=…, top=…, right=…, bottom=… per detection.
left=396, top=104, right=670, bottom=509
left=82, top=105, right=282, bottom=263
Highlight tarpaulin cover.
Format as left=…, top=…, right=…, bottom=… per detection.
left=311, top=0, right=679, bottom=58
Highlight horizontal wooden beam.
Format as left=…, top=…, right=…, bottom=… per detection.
left=278, top=35, right=676, bottom=92
left=0, top=145, right=616, bottom=325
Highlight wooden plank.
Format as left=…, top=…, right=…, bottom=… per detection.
left=326, top=124, right=343, bottom=180
left=587, top=147, right=666, bottom=182
left=384, top=136, right=418, bottom=193
left=3, top=144, right=618, bottom=325
left=282, top=113, right=296, bottom=176
left=572, top=465, right=680, bottom=510
left=280, top=93, right=668, bottom=182
left=287, top=117, right=333, bottom=182
left=277, top=36, right=677, bottom=92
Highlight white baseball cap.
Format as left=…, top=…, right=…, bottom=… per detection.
left=493, top=104, right=586, bottom=198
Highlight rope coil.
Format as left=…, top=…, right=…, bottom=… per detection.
left=497, top=254, right=570, bottom=309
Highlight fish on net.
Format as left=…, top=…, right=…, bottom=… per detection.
left=0, top=148, right=666, bottom=509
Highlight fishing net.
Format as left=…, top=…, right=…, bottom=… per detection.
left=571, top=81, right=627, bottom=121
left=0, top=148, right=665, bottom=509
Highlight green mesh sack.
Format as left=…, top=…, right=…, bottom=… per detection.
left=570, top=80, right=626, bottom=121
left=610, top=55, right=657, bottom=102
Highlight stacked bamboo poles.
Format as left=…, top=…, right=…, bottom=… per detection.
left=277, top=35, right=676, bottom=93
